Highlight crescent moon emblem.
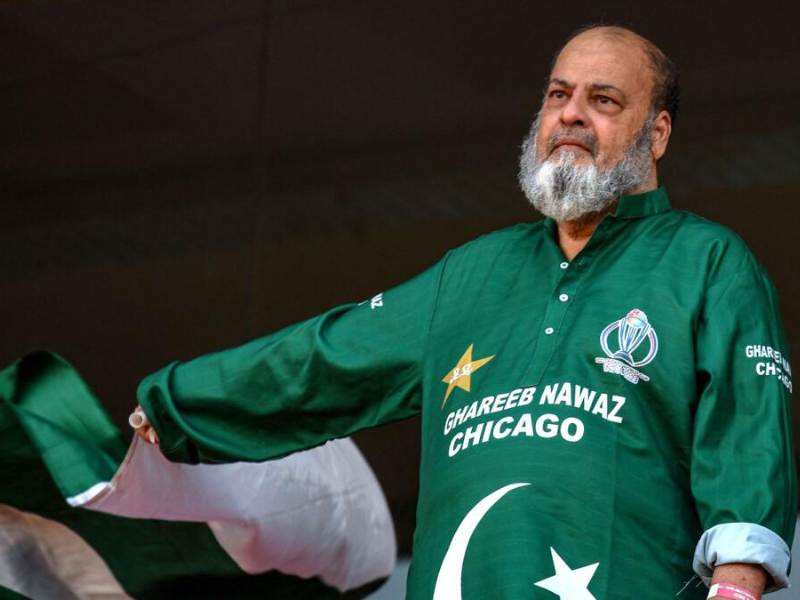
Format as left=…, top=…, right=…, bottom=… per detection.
left=433, top=483, right=530, bottom=600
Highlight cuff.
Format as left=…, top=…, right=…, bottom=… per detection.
left=136, top=362, right=194, bottom=463
left=693, top=522, right=791, bottom=593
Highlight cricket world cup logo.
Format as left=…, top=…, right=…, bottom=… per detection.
left=595, top=309, right=659, bottom=384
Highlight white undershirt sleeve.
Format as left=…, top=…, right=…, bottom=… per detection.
left=693, top=522, right=792, bottom=593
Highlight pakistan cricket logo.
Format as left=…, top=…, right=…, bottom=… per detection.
left=595, top=309, right=659, bottom=384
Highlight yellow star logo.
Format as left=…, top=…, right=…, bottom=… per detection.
left=441, top=344, right=495, bottom=409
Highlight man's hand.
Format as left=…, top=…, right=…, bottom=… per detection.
left=709, top=563, right=766, bottom=599
left=130, top=406, right=160, bottom=444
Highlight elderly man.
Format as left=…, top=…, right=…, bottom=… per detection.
left=134, top=25, right=795, bottom=599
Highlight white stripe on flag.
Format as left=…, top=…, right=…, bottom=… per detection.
left=66, top=481, right=111, bottom=507
left=73, top=437, right=396, bottom=592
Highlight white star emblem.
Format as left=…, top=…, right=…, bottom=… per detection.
left=534, top=547, right=600, bottom=600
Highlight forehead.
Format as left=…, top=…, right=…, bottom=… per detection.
left=550, top=32, right=653, bottom=100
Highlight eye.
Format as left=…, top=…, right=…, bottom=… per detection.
left=550, top=90, right=566, bottom=99
left=595, top=95, right=617, bottom=106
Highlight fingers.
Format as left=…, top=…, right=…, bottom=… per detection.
left=129, top=407, right=159, bottom=444
left=135, top=424, right=159, bottom=444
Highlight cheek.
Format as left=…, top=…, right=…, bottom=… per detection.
left=594, top=127, right=628, bottom=167
left=534, top=113, right=560, bottom=154
left=534, top=135, right=550, bottom=159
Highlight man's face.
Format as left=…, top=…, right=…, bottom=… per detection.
left=537, top=31, right=655, bottom=170
left=518, top=29, right=660, bottom=222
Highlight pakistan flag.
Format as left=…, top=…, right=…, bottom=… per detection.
left=0, top=352, right=394, bottom=599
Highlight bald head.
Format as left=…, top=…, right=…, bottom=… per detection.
left=553, top=25, right=680, bottom=125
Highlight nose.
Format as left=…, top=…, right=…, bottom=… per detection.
left=559, top=94, right=589, bottom=128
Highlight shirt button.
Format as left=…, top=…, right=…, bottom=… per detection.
left=545, top=327, right=554, bottom=335
left=560, top=262, right=569, bottom=269
left=559, top=294, right=569, bottom=302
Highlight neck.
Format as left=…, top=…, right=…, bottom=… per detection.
left=555, top=173, right=660, bottom=262
left=557, top=204, right=616, bottom=261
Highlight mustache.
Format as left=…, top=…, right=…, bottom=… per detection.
left=546, top=129, right=599, bottom=157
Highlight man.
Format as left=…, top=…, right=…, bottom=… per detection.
left=134, top=25, right=796, bottom=599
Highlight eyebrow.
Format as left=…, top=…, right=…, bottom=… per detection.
left=548, top=78, right=572, bottom=89
left=547, top=78, right=628, bottom=103
left=590, top=83, right=628, bottom=102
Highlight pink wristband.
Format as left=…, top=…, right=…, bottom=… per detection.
left=708, top=583, right=760, bottom=600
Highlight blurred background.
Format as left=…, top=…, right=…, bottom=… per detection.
left=1, top=0, right=799, bottom=597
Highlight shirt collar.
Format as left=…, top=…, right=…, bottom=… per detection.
left=611, top=186, right=672, bottom=219
left=542, top=187, right=672, bottom=233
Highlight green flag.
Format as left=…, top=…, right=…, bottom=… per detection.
left=0, top=352, right=393, bottom=599
left=0, top=585, right=31, bottom=600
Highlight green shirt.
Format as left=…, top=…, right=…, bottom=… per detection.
left=139, top=188, right=796, bottom=599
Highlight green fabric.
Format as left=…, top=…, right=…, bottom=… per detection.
left=0, top=352, right=359, bottom=599
left=139, top=187, right=797, bottom=599
left=0, top=351, right=127, bottom=498
left=0, top=585, right=32, bottom=600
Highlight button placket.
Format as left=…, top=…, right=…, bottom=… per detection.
left=526, top=220, right=612, bottom=385
left=524, top=255, right=588, bottom=385
left=545, top=259, right=578, bottom=332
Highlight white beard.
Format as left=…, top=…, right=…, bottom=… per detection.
left=518, top=113, right=655, bottom=222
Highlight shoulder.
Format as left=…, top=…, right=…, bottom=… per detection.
left=446, top=222, right=545, bottom=262
left=438, top=222, right=548, bottom=276
left=668, top=209, right=746, bottom=248
left=668, top=210, right=766, bottom=280
left=667, top=210, right=777, bottom=299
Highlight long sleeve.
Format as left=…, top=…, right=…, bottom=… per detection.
left=138, top=257, right=446, bottom=465
left=691, top=251, right=797, bottom=590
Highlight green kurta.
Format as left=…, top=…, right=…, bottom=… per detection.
left=139, top=188, right=796, bottom=599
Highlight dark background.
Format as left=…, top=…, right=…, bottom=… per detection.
left=2, top=0, right=799, bottom=555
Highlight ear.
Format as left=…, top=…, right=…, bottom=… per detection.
left=651, top=110, right=672, bottom=161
